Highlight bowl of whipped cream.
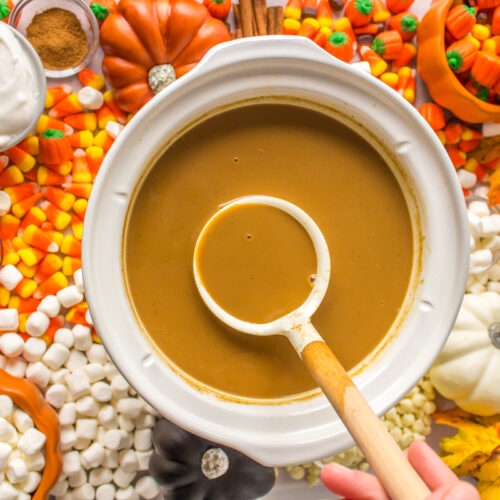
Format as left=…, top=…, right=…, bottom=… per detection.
left=0, top=22, right=45, bottom=151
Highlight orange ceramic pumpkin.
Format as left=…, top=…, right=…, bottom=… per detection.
left=100, top=0, right=231, bottom=113
left=417, top=0, right=500, bottom=123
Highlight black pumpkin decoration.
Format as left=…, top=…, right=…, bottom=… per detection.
left=150, top=418, right=276, bottom=500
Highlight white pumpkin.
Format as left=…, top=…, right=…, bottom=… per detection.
left=430, top=292, right=500, bottom=416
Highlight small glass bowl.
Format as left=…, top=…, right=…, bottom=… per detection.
left=9, top=0, right=99, bottom=78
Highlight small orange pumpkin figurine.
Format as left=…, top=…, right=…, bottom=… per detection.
left=325, top=31, right=354, bottom=62
left=38, top=129, right=73, bottom=165
left=203, top=0, right=231, bottom=20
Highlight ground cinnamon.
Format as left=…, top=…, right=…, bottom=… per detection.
left=26, top=8, right=88, bottom=70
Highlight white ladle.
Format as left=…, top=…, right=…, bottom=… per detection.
left=194, top=195, right=430, bottom=500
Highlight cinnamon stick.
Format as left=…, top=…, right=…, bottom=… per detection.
left=267, top=7, right=275, bottom=34
left=252, top=7, right=258, bottom=35
left=239, top=0, right=254, bottom=36
left=233, top=3, right=241, bottom=31
left=253, top=0, right=267, bottom=36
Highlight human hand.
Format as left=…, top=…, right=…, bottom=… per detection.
left=321, top=441, right=479, bottom=499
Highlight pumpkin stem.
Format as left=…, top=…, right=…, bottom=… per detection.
left=355, top=0, right=373, bottom=15
left=148, top=64, right=177, bottom=94
left=401, top=15, right=417, bottom=33
left=201, top=448, right=229, bottom=480
left=329, top=31, right=348, bottom=47
left=447, top=50, right=463, bottom=72
left=488, top=323, right=500, bottom=348
left=42, top=129, right=65, bottom=139
left=90, top=3, right=110, bottom=20
left=0, top=0, right=11, bottom=20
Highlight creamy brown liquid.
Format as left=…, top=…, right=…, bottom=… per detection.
left=195, top=203, right=317, bottom=323
left=124, top=103, right=414, bottom=399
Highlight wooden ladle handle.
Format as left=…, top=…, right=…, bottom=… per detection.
left=302, top=341, right=431, bottom=500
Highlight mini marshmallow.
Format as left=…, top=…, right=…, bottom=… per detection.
left=488, top=281, right=500, bottom=293
left=0, top=394, right=13, bottom=417
left=81, top=442, right=105, bottom=469
left=474, top=185, right=490, bottom=198
left=0, top=333, right=24, bottom=357
left=18, top=428, right=46, bottom=456
left=87, top=344, right=107, bottom=365
left=59, top=402, right=77, bottom=426
left=26, top=361, right=51, bottom=388
left=74, top=437, right=91, bottom=450
left=13, top=409, right=33, bottom=433
left=113, top=467, right=136, bottom=488
left=135, top=450, right=153, bottom=471
left=351, top=60, right=371, bottom=74
left=469, top=212, right=482, bottom=238
left=0, top=265, right=23, bottom=291
left=51, top=367, right=69, bottom=385
left=118, top=415, right=134, bottom=432
left=135, top=476, right=160, bottom=500
left=43, top=343, right=70, bottom=370
left=6, top=457, right=28, bottom=483
left=66, top=372, right=91, bottom=399
left=23, top=337, right=47, bottom=362
left=25, top=311, right=50, bottom=337
left=479, top=214, right=500, bottom=238
left=102, top=449, right=118, bottom=469
left=141, top=400, right=159, bottom=416
left=73, top=324, right=92, bottom=351
left=111, top=375, right=130, bottom=399
left=57, top=285, right=84, bottom=308
left=98, top=405, right=117, bottom=429
left=92, top=381, right=112, bottom=403
left=0, top=309, right=19, bottom=331
left=50, top=479, right=69, bottom=497
left=0, top=442, right=12, bottom=469
left=54, top=328, right=74, bottom=348
left=116, top=485, right=139, bottom=500
left=96, top=483, right=116, bottom=500
left=74, top=268, right=84, bottom=293
left=118, top=449, right=138, bottom=473
left=25, top=451, right=44, bottom=472
left=84, top=363, right=105, bottom=382
left=116, top=398, right=143, bottom=419
left=134, top=428, right=152, bottom=451
left=78, top=86, right=104, bottom=110
left=4, top=357, right=27, bottom=378
left=482, top=121, right=500, bottom=137
left=101, top=429, right=128, bottom=450
left=469, top=200, right=490, bottom=217
left=37, top=294, right=61, bottom=318
left=45, top=384, right=68, bottom=409
left=68, top=468, right=88, bottom=489
left=76, top=396, right=100, bottom=417
left=75, top=419, right=98, bottom=440
left=0, top=190, right=11, bottom=216
left=457, top=168, right=477, bottom=189
left=470, top=248, right=493, bottom=270
left=0, top=482, right=19, bottom=500
left=60, top=425, right=77, bottom=451
left=20, top=471, right=41, bottom=493
left=65, top=350, right=88, bottom=372
left=89, top=467, right=113, bottom=486
left=105, top=121, right=124, bottom=139
left=63, top=451, right=82, bottom=475
left=122, top=432, right=133, bottom=450
left=135, top=413, right=155, bottom=429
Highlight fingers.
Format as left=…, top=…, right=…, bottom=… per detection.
left=407, top=441, right=460, bottom=490
left=321, top=463, right=390, bottom=500
left=427, top=482, right=481, bottom=500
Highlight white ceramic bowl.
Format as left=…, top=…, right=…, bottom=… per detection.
left=83, top=37, right=469, bottom=466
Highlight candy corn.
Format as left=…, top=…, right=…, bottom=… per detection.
left=360, top=45, right=388, bottom=75
left=20, top=207, right=46, bottom=230
left=72, top=156, right=92, bottom=183
left=68, top=131, right=94, bottom=149
left=103, top=90, right=127, bottom=124
left=61, top=235, right=81, bottom=257
left=17, top=247, right=46, bottom=268
left=42, top=186, right=75, bottom=211
left=97, top=106, right=116, bottom=130
left=73, top=198, right=87, bottom=219
left=39, top=200, right=71, bottom=230
left=17, top=261, right=37, bottom=278
left=66, top=302, right=89, bottom=325
left=93, top=130, right=114, bottom=152
left=17, top=136, right=39, bottom=156
left=71, top=214, right=84, bottom=240
left=34, top=254, right=63, bottom=283
left=284, top=0, right=301, bottom=20
left=45, top=84, right=72, bottom=109
left=62, top=256, right=82, bottom=276
left=283, top=18, right=301, bottom=35
left=37, top=166, right=69, bottom=186
left=34, top=272, right=67, bottom=299
left=15, top=278, right=37, bottom=298
left=5, top=146, right=36, bottom=172
left=78, top=68, right=106, bottom=90
left=11, top=193, right=42, bottom=218
left=0, top=286, right=10, bottom=307
left=317, top=0, right=333, bottom=27
left=49, top=94, right=84, bottom=119
left=0, top=214, right=20, bottom=240
left=0, top=166, right=24, bottom=187
left=64, top=113, right=97, bottom=131
left=4, top=183, right=38, bottom=204
left=23, top=224, right=59, bottom=252
left=36, top=115, right=72, bottom=135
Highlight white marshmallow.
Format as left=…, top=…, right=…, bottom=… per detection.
left=89, top=467, right=113, bottom=486
left=474, top=185, right=490, bottom=198
left=0, top=394, right=13, bottom=417
left=488, top=281, right=500, bottom=293
left=457, top=168, right=477, bottom=189
left=75, top=418, right=98, bottom=440
left=51, top=367, right=69, bottom=385
left=105, top=121, right=124, bottom=139
left=102, top=448, right=118, bottom=469
left=117, top=398, right=143, bottom=419
left=42, top=343, right=70, bottom=371
left=60, top=425, right=77, bottom=451
left=59, top=402, right=77, bottom=426
left=135, top=413, right=155, bottom=429
left=134, top=428, right=152, bottom=451
left=482, top=122, right=500, bottom=137
left=74, top=268, right=84, bottom=293
left=0, top=442, right=12, bottom=468
left=73, top=483, right=96, bottom=499
left=118, top=415, right=134, bottom=432
left=66, top=372, right=91, bottom=399
left=13, top=409, right=33, bottom=433
left=73, top=324, right=92, bottom=351
left=25, top=311, right=50, bottom=337
left=57, top=286, right=84, bottom=308
left=65, top=350, right=88, bottom=372
left=6, top=457, right=28, bottom=483
left=101, top=429, right=128, bottom=450
left=75, top=396, right=100, bottom=417
left=118, top=449, right=138, bottom=473
left=481, top=235, right=500, bottom=251
left=17, top=488, right=31, bottom=500
left=78, top=86, right=104, bottom=110
left=351, top=61, right=371, bottom=74
left=87, top=344, right=107, bottom=364
left=135, top=476, right=160, bottom=499
left=18, top=428, right=46, bottom=456
left=0, top=190, right=11, bottom=216
left=26, top=361, right=51, bottom=388
left=111, top=375, right=130, bottom=399
left=54, top=327, right=74, bottom=348
left=479, top=214, right=500, bottom=237
left=74, top=437, right=91, bottom=450
left=84, top=363, right=105, bottom=382
left=0, top=309, right=19, bottom=331
left=104, top=363, right=119, bottom=381
left=50, top=479, right=69, bottom=497
left=4, top=357, right=27, bottom=378
left=470, top=248, right=493, bottom=270
left=0, top=265, right=23, bottom=291
left=96, top=483, right=116, bottom=500
left=20, top=471, right=41, bottom=493
left=113, top=467, right=136, bottom=488
left=0, top=482, right=19, bottom=500
left=81, top=442, right=105, bottom=469
left=68, top=468, right=88, bottom=488
left=135, top=450, right=153, bottom=471
left=86, top=309, right=94, bottom=325
left=22, top=337, right=46, bottom=362
left=116, top=485, right=139, bottom=500
left=469, top=200, right=490, bottom=217
left=45, top=384, right=68, bottom=408
left=96, top=425, right=106, bottom=445
left=37, top=294, right=61, bottom=318
left=470, top=233, right=476, bottom=251
left=92, top=381, right=112, bottom=403
left=25, top=451, right=45, bottom=471
left=0, top=332, right=24, bottom=357
left=97, top=405, right=117, bottom=429
left=469, top=212, right=482, bottom=238
left=63, top=450, right=82, bottom=475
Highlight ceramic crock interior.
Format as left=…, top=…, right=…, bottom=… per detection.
left=122, top=95, right=422, bottom=405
